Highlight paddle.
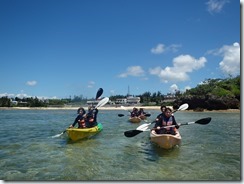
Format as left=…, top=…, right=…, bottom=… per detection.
left=136, top=103, right=189, bottom=131
left=119, top=106, right=151, bottom=118
left=120, top=106, right=131, bottom=113
left=118, top=113, right=151, bottom=117
left=52, top=97, right=109, bottom=138
left=52, top=89, right=107, bottom=138
left=96, top=88, right=103, bottom=100
left=124, top=117, right=211, bottom=138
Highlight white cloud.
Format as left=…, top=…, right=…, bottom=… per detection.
left=118, top=66, right=145, bottom=78
left=206, top=0, right=229, bottom=14
left=16, top=93, right=29, bottom=98
left=151, top=44, right=165, bottom=54
left=184, top=86, right=191, bottom=92
left=87, top=81, right=95, bottom=88
left=218, top=42, right=240, bottom=76
left=168, top=44, right=182, bottom=53
left=0, top=93, right=15, bottom=98
left=149, top=55, right=207, bottom=83
left=26, top=80, right=37, bottom=86
left=151, top=43, right=181, bottom=54
left=170, top=84, right=179, bottom=93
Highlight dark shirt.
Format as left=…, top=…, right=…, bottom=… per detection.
left=72, top=114, right=85, bottom=128
left=85, top=109, right=98, bottom=128
left=156, top=112, right=165, bottom=119
left=130, top=111, right=138, bottom=117
left=154, top=115, right=178, bottom=134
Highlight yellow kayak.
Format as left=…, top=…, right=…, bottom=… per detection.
left=66, top=123, right=103, bottom=141
left=150, top=130, right=181, bottom=149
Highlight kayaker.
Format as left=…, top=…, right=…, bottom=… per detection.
left=138, top=108, right=146, bottom=116
left=155, top=105, right=166, bottom=121
left=85, top=105, right=99, bottom=128
left=69, top=107, right=86, bottom=128
left=130, top=107, right=139, bottom=118
left=153, top=107, right=179, bottom=135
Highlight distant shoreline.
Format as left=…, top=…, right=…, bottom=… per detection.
left=0, top=106, right=240, bottom=113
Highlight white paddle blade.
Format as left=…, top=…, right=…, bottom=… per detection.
left=120, top=106, right=128, bottom=111
left=136, top=123, right=150, bottom=130
left=178, top=103, right=189, bottom=111
left=52, top=132, right=64, bottom=138
left=95, top=97, right=109, bottom=108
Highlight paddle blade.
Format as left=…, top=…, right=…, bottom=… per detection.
left=124, top=130, right=143, bottom=137
left=52, top=130, right=66, bottom=138
left=95, top=97, right=109, bottom=108
left=195, top=117, right=212, bottom=125
left=145, top=113, right=151, bottom=117
left=178, top=103, right=189, bottom=111
left=118, top=114, right=125, bottom=117
left=96, top=88, right=103, bottom=100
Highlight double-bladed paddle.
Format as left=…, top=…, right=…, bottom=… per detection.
left=118, top=113, right=151, bottom=117
left=124, top=117, right=212, bottom=138
left=118, top=106, right=151, bottom=118
left=96, top=88, right=103, bottom=100
left=52, top=88, right=108, bottom=138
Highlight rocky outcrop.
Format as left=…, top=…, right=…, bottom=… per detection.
left=173, top=95, right=240, bottom=110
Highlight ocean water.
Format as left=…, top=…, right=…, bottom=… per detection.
left=0, top=109, right=240, bottom=181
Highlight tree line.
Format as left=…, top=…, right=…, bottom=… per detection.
left=0, top=76, right=240, bottom=110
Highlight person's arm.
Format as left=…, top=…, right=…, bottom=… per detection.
left=70, top=115, right=79, bottom=127
left=172, top=116, right=179, bottom=129
left=93, top=109, right=98, bottom=122
left=154, top=117, right=161, bottom=128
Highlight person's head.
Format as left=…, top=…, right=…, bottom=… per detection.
left=164, top=107, right=172, bottom=117
left=88, top=105, right=94, bottom=112
left=133, top=107, right=138, bottom=112
left=160, top=105, right=166, bottom=112
left=77, top=107, right=86, bottom=114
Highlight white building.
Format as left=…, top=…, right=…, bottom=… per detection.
left=126, top=96, right=140, bottom=104
left=115, top=98, right=127, bottom=104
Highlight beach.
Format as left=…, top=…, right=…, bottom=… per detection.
left=0, top=106, right=240, bottom=112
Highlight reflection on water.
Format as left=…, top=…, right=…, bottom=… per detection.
left=0, top=109, right=240, bottom=181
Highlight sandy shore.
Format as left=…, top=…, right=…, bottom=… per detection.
left=0, top=106, right=240, bottom=112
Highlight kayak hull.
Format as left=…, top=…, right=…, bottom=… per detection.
left=150, top=130, right=181, bottom=149
left=129, top=117, right=141, bottom=123
left=66, top=123, right=103, bottom=141
left=139, top=115, right=147, bottom=120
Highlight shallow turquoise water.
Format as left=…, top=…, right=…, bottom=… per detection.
left=0, top=109, right=240, bottom=181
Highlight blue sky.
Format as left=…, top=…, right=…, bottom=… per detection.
left=0, top=0, right=240, bottom=99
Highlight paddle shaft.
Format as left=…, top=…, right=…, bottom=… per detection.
left=136, top=103, right=189, bottom=131
left=125, top=117, right=211, bottom=138
left=53, top=88, right=106, bottom=138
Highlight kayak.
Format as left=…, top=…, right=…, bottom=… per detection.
left=129, top=117, right=141, bottom=123
left=150, top=130, right=181, bottom=149
left=139, top=115, right=147, bottom=120
left=66, top=123, right=103, bottom=141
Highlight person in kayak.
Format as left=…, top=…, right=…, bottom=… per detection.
left=138, top=108, right=146, bottom=116
left=85, top=105, right=99, bottom=128
left=130, top=107, right=139, bottom=118
left=138, top=108, right=147, bottom=119
left=153, top=107, right=179, bottom=135
left=69, top=107, right=86, bottom=128
left=155, top=105, right=166, bottom=121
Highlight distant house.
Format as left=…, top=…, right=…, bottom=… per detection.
left=10, top=100, right=18, bottom=105
left=163, top=94, right=176, bottom=102
left=126, top=96, right=140, bottom=104
left=115, top=98, right=127, bottom=104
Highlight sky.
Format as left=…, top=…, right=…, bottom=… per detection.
left=0, top=0, right=241, bottom=99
